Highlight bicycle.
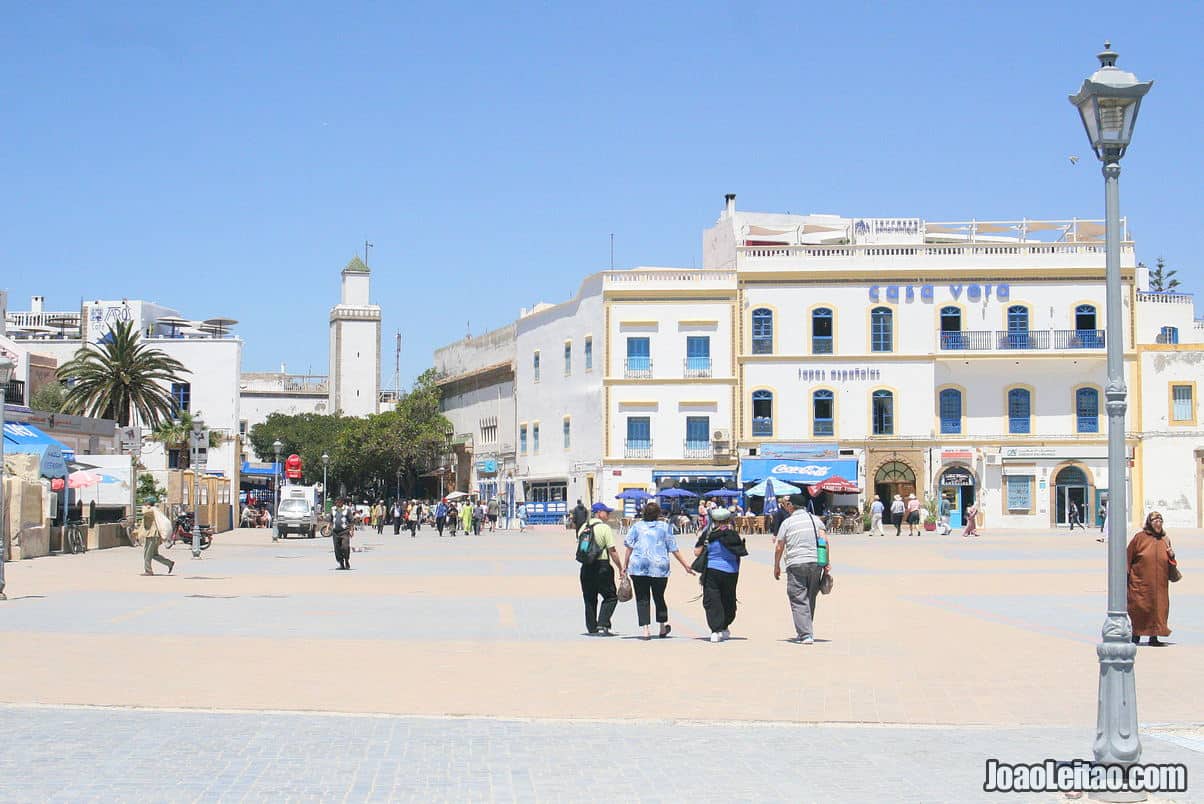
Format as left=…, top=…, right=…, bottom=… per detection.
left=64, top=519, right=86, bottom=555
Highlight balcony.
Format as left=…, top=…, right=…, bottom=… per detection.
left=812, top=336, right=833, bottom=354
left=939, top=330, right=993, bottom=351
left=752, top=417, right=773, bottom=438
left=1053, top=329, right=1105, bottom=349
left=684, top=356, right=712, bottom=378
left=624, top=439, right=653, bottom=459
left=624, top=357, right=652, bottom=379
left=2, top=379, right=25, bottom=406
left=996, top=330, right=1050, bottom=350
left=683, top=439, right=713, bottom=459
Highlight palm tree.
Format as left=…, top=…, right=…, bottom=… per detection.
left=57, top=320, right=190, bottom=427
left=150, top=410, right=222, bottom=469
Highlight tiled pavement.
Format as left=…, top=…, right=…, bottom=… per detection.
left=0, top=705, right=1200, bottom=803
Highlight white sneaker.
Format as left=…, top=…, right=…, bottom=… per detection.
left=710, top=632, right=722, bottom=643
left=720, top=629, right=731, bottom=641
left=801, top=635, right=814, bottom=645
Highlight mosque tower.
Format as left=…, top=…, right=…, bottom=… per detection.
left=328, top=256, right=381, bottom=416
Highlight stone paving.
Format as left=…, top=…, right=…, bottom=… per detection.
left=0, top=523, right=1201, bottom=800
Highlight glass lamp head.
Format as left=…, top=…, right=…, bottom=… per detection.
left=1069, top=42, right=1153, bottom=162
left=0, top=356, right=14, bottom=385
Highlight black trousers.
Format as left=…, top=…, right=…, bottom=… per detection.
left=436, top=516, right=446, bottom=535
left=631, top=575, right=669, bottom=626
left=394, top=519, right=402, bottom=535
left=579, top=562, right=617, bottom=633
left=332, top=532, right=351, bottom=567
left=702, top=569, right=738, bottom=632
left=891, top=513, right=904, bottom=535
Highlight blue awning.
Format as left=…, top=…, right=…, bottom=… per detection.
left=3, top=422, right=70, bottom=478
left=740, top=457, right=858, bottom=486
left=240, top=461, right=281, bottom=477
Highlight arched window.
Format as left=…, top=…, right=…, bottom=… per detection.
left=1008, top=388, right=1031, bottom=434
left=811, top=308, right=833, bottom=354
left=1074, top=304, right=1102, bottom=347
left=812, top=390, right=834, bottom=436
left=1076, top=388, right=1099, bottom=433
left=939, top=388, right=962, bottom=434
left=752, top=390, right=773, bottom=437
left=751, top=308, right=773, bottom=354
left=870, top=307, right=893, bottom=353
left=1004, top=305, right=1029, bottom=349
left=939, top=306, right=964, bottom=350
left=1055, top=465, right=1088, bottom=486
left=871, top=390, right=894, bottom=435
left=1075, top=304, right=1097, bottom=331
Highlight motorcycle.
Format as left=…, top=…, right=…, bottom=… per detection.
left=166, top=511, right=214, bottom=550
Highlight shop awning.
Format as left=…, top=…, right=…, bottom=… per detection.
left=240, top=461, right=281, bottom=477
left=3, top=422, right=70, bottom=478
left=740, top=458, right=859, bottom=486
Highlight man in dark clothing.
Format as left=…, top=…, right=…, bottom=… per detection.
left=330, top=497, right=354, bottom=570
left=770, top=495, right=795, bottom=537
left=571, top=499, right=590, bottom=531
left=578, top=502, right=623, bottom=636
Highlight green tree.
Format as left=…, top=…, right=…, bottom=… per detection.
left=149, top=410, right=223, bottom=469
left=1147, top=257, right=1181, bottom=292
left=28, top=380, right=66, bottom=413
left=56, top=320, right=189, bottom=427
left=136, top=472, right=167, bottom=504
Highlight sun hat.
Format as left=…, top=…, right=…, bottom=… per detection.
left=144, top=496, right=157, bottom=505
left=710, top=507, right=732, bottom=522
left=908, top=493, right=916, bottom=499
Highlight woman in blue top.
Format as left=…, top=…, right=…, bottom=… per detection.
left=694, top=507, right=749, bottom=643
left=623, top=502, right=695, bottom=640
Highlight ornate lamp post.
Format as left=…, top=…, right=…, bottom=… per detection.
left=272, top=440, right=283, bottom=542
left=1068, top=42, right=1152, bottom=768
left=321, top=452, right=330, bottom=511
left=0, top=355, right=14, bottom=601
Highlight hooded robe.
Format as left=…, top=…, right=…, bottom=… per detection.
left=1127, top=529, right=1173, bottom=636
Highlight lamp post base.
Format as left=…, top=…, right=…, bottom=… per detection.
left=1094, top=613, right=1141, bottom=761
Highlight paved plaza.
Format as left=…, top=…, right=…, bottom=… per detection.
left=1, top=524, right=1201, bottom=800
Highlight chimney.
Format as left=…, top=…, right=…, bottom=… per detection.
left=31, top=295, right=44, bottom=313
left=724, top=193, right=736, bottom=218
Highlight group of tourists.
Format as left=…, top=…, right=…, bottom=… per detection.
left=866, top=493, right=980, bottom=537
left=573, top=493, right=833, bottom=644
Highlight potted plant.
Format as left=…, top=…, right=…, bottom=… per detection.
left=923, top=495, right=939, bottom=532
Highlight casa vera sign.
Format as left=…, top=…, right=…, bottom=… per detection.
left=868, top=283, right=1011, bottom=303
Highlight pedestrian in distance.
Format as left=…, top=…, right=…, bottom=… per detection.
left=487, top=497, right=499, bottom=532
left=869, top=495, right=885, bottom=536
left=408, top=501, right=419, bottom=537
left=769, top=495, right=794, bottom=540
left=577, top=502, right=624, bottom=636
left=392, top=500, right=403, bottom=536
left=890, top=494, right=905, bottom=536
left=622, top=501, right=695, bottom=640
left=330, top=497, right=355, bottom=570
left=939, top=495, right=953, bottom=535
left=435, top=499, right=448, bottom=536
left=460, top=499, right=473, bottom=535
left=774, top=494, right=828, bottom=644
left=1068, top=501, right=1082, bottom=530
left=1097, top=499, right=1108, bottom=542
left=694, top=507, right=747, bottom=643
left=571, top=499, right=589, bottom=532
left=1127, top=511, right=1176, bottom=647
left=962, top=502, right=980, bottom=537
left=473, top=501, right=485, bottom=535
left=137, top=497, right=175, bottom=576
left=517, top=502, right=528, bottom=532
left=905, top=493, right=921, bottom=536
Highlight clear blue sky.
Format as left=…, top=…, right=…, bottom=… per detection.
left=2, top=2, right=1200, bottom=387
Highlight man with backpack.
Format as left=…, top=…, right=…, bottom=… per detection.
left=575, top=502, right=624, bottom=636
left=330, top=497, right=355, bottom=570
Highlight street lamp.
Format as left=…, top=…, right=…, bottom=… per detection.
left=396, top=468, right=402, bottom=501
left=321, top=452, right=330, bottom=511
left=272, top=440, right=283, bottom=542
left=1069, top=41, right=1152, bottom=768
left=0, top=355, right=14, bottom=601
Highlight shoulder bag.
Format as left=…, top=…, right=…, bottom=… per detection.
left=809, top=514, right=834, bottom=594
left=1167, top=538, right=1182, bottom=583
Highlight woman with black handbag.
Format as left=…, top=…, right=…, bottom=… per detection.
left=693, top=507, right=747, bottom=643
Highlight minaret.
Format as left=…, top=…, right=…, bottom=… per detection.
left=328, top=256, right=382, bottom=416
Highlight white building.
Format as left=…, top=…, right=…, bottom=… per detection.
left=328, top=257, right=381, bottom=417
left=433, top=195, right=1204, bottom=530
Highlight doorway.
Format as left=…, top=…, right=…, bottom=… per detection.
left=874, top=460, right=916, bottom=510
left=938, top=466, right=976, bottom=528
left=1054, top=465, right=1092, bottom=526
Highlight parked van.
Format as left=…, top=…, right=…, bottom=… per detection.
left=276, top=484, right=318, bottom=538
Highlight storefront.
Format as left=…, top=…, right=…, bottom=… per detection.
left=522, top=478, right=568, bottom=524
left=740, top=458, right=858, bottom=491
left=995, top=445, right=1111, bottom=529
left=936, top=449, right=978, bottom=529
left=652, top=471, right=737, bottom=515
left=475, top=457, right=499, bottom=501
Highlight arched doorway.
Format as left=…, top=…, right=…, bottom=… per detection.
left=938, top=466, right=976, bottom=528
left=875, top=460, right=916, bottom=509
left=1054, top=465, right=1092, bottom=527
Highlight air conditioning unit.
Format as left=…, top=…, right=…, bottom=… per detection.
left=712, top=428, right=731, bottom=442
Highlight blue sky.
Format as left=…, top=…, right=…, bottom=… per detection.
left=2, top=2, right=1200, bottom=387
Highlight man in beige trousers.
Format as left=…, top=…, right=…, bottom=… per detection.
left=138, top=497, right=175, bottom=576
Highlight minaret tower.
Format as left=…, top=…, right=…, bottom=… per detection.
left=328, top=255, right=382, bottom=416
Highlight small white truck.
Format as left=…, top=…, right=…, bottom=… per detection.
left=276, top=484, right=319, bottom=538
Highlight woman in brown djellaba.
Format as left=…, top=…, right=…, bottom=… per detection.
left=1127, top=511, right=1176, bottom=647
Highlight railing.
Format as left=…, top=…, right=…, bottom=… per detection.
left=624, top=357, right=652, bottom=379
left=752, top=417, right=773, bottom=437
left=739, top=241, right=1128, bottom=260
left=813, top=420, right=834, bottom=437
left=1077, top=416, right=1100, bottom=433
left=1137, top=292, right=1193, bottom=305
left=996, top=330, right=1050, bottom=350
left=939, top=330, right=993, bottom=350
left=2, top=379, right=25, bottom=405
left=625, top=439, right=653, bottom=459
left=1009, top=417, right=1032, bottom=434
left=751, top=339, right=772, bottom=355
left=684, top=357, right=712, bottom=378
left=603, top=269, right=736, bottom=284
left=812, top=336, right=833, bottom=354
left=683, top=440, right=713, bottom=459
left=1053, top=329, right=1105, bottom=349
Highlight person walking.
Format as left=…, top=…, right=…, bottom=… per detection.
left=474, top=501, right=486, bottom=535
left=571, top=499, right=589, bottom=532
left=487, top=497, right=499, bottom=531
left=773, top=494, right=828, bottom=644
left=938, top=494, right=952, bottom=535
left=517, top=502, right=528, bottom=532
left=694, top=507, right=747, bottom=643
left=622, top=501, right=695, bottom=639
left=392, top=500, right=404, bottom=535
left=370, top=500, right=383, bottom=535
left=331, top=497, right=355, bottom=570
left=138, top=498, right=175, bottom=576
left=905, top=493, right=921, bottom=536
left=578, top=502, right=623, bottom=635
left=1097, top=498, right=1108, bottom=542
left=1127, top=512, right=1175, bottom=647
left=1068, top=501, right=1082, bottom=530
left=769, top=495, right=794, bottom=539
left=459, top=499, right=473, bottom=535
left=890, top=494, right=905, bottom=536
left=869, top=495, right=885, bottom=537
left=962, top=502, right=980, bottom=537
left=435, top=499, right=448, bottom=536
